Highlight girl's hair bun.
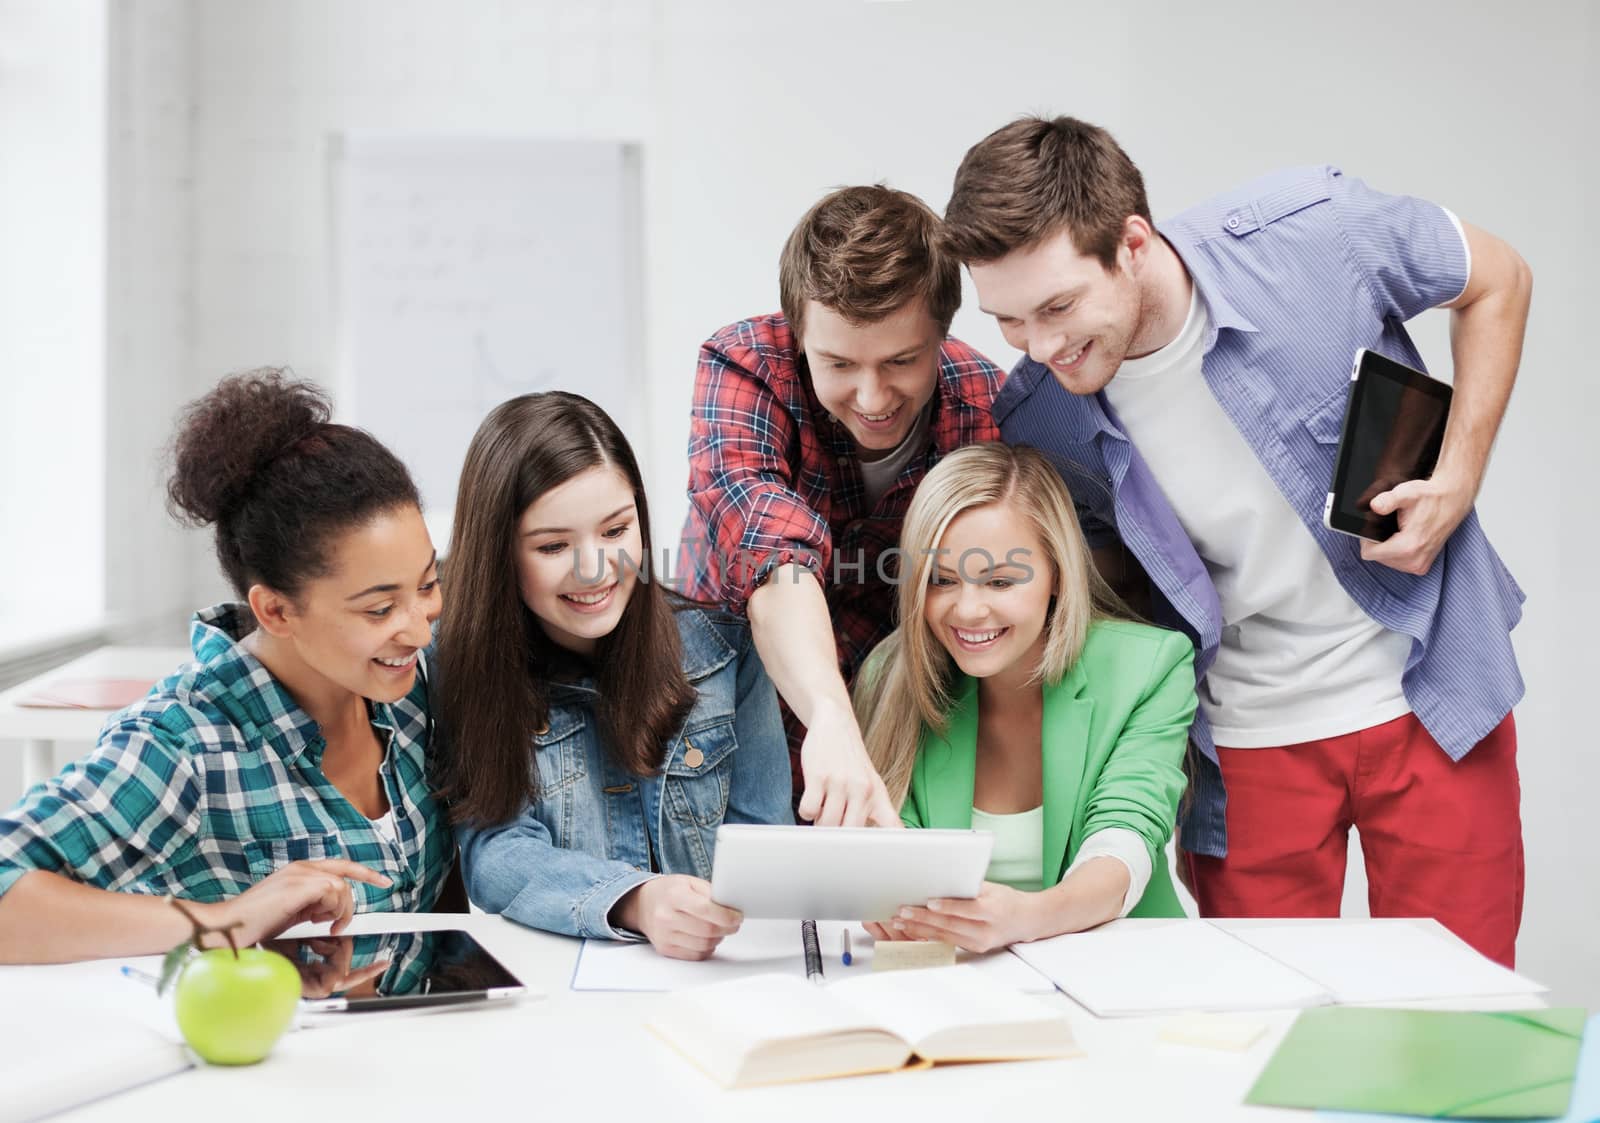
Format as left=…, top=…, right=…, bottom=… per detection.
left=166, top=369, right=330, bottom=527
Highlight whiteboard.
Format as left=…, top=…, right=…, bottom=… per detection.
left=332, top=134, right=645, bottom=544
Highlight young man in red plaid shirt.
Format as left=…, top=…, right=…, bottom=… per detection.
left=679, top=185, right=1004, bottom=827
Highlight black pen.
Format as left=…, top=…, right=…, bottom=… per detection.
left=801, top=919, right=825, bottom=983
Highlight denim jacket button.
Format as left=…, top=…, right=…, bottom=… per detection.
left=683, top=745, right=705, bottom=768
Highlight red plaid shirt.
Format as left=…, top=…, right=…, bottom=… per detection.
left=679, top=314, right=1002, bottom=782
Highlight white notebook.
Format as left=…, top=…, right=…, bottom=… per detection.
left=1225, top=920, right=1545, bottom=1004
left=1013, top=920, right=1331, bottom=1017
left=648, top=965, right=1080, bottom=1088
left=0, top=959, right=191, bottom=1122
left=1010, top=919, right=1546, bottom=1018
left=572, top=918, right=1054, bottom=993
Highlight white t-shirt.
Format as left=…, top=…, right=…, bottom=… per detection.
left=369, top=807, right=399, bottom=843
left=1101, top=289, right=1412, bottom=747
left=858, top=403, right=932, bottom=510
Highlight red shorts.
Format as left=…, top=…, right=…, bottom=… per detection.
left=1186, top=712, right=1523, bottom=967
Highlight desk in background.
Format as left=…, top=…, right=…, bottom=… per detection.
left=0, top=646, right=188, bottom=792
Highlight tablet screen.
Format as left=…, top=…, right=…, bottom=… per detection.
left=1328, top=350, right=1452, bottom=540
left=266, top=928, right=523, bottom=1005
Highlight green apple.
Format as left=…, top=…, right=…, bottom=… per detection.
left=173, top=947, right=301, bottom=1065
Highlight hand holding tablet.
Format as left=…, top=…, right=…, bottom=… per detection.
left=709, top=824, right=993, bottom=921
left=1323, top=348, right=1453, bottom=543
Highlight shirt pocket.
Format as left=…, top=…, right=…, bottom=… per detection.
left=242, top=834, right=344, bottom=880
left=531, top=709, right=588, bottom=797
left=661, top=720, right=737, bottom=828
left=1301, top=384, right=1352, bottom=445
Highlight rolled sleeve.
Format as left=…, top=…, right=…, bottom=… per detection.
left=1330, top=172, right=1470, bottom=321
left=684, top=341, right=833, bottom=611
left=457, top=815, right=653, bottom=941
left=0, top=724, right=200, bottom=899
left=1080, top=630, right=1197, bottom=869
left=1065, top=827, right=1152, bottom=918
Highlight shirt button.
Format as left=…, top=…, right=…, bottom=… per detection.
left=683, top=744, right=705, bottom=768
left=837, top=455, right=850, bottom=465
left=1227, top=216, right=1240, bottom=229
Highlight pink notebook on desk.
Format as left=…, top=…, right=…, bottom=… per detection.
left=16, top=678, right=155, bottom=710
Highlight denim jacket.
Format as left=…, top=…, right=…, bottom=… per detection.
left=458, top=607, right=794, bottom=939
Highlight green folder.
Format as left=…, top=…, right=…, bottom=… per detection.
left=1246, top=1007, right=1588, bottom=1119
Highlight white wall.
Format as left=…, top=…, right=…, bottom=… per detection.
left=105, top=0, right=198, bottom=645
left=0, top=0, right=107, bottom=635
left=155, top=0, right=1598, bottom=1002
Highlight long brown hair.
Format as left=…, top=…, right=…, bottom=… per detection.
left=436, top=392, right=696, bottom=827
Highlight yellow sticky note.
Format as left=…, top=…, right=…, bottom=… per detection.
left=1158, top=1014, right=1268, bottom=1051
left=871, top=940, right=958, bottom=972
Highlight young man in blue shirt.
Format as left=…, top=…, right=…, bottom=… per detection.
left=941, top=116, right=1531, bottom=965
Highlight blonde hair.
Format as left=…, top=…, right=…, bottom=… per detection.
left=853, top=443, right=1130, bottom=807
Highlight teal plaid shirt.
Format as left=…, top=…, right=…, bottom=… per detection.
left=0, top=604, right=453, bottom=911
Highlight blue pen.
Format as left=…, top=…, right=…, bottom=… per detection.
left=841, top=929, right=852, bottom=967
left=121, top=964, right=161, bottom=988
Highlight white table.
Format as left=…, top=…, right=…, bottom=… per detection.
left=40, top=914, right=1544, bottom=1123
left=0, top=646, right=189, bottom=789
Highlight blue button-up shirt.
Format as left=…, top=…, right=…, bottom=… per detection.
left=993, top=166, right=1526, bottom=858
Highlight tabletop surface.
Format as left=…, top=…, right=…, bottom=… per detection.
left=11, top=912, right=1544, bottom=1123
left=0, top=645, right=191, bottom=743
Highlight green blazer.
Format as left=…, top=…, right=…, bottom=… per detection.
left=899, top=620, right=1197, bottom=918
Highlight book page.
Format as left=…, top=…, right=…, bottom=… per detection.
left=1227, top=921, right=1547, bottom=1004
left=649, top=972, right=911, bottom=1087
left=1012, top=919, right=1332, bottom=1016
left=672, top=973, right=884, bottom=1046
left=826, top=965, right=1077, bottom=1059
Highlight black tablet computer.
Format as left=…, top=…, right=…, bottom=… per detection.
left=275, top=927, right=527, bottom=1013
left=1323, top=349, right=1453, bottom=542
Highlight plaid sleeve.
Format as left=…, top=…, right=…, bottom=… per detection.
left=0, top=717, right=202, bottom=898
left=685, top=339, right=832, bottom=611
left=1329, top=171, right=1471, bottom=321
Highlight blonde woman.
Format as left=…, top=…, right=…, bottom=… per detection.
left=853, top=443, right=1197, bottom=952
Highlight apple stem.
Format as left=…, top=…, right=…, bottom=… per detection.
left=169, top=897, right=246, bottom=960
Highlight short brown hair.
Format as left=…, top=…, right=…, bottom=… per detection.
left=779, top=185, right=961, bottom=346
left=943, top=116, right=1150, bottom=270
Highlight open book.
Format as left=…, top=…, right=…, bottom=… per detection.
left=647, top=964, right=1080, bottom=1088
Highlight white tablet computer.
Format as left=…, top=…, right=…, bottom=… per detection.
left=709, top=824, right=994, bottom=921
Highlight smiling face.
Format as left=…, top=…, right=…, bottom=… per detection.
left=277, top=505, right=441, bottom=704
left=923, top=500, right=1055, bottom=687
left=969, top=226, right=1148, bottom=397
left=801, top=298, right=943, bottom=460
left=514, top=464, right=642, bottom=656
